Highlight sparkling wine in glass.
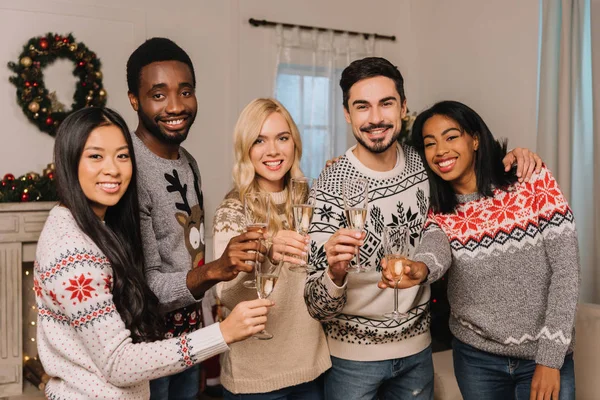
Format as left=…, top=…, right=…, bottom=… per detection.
left=254, top=238, right=283, bottom=340
left=290, top=177, right=316, bottom=272
left=342, top=177, right=369, bottom=273
left=382, top=226, right=410, bottom=321
left=243, top=192, right=270, bottom=289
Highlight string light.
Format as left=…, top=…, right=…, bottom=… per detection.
left=30, top=338, right=35, bottom=342
left=24, top=356, right=30, bottom=361
left=25, top=270, right=29, bottom=276
left=31, top=321, right=36, bottom=326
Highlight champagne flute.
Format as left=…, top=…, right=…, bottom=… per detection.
left=382, top=226, right=410, bottom=321
left=243, top=192, right=270, bottom=289
left=342, top=177, right=369, bottom=273
left=254, top=238, right=284, bottom=340
left=290, top=177, right=316, bottom=272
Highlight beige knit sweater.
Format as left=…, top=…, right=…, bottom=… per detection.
left=213, top=190, right=331, bottom=394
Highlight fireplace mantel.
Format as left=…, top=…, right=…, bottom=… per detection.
left=0, top=202, right=55, bottom=399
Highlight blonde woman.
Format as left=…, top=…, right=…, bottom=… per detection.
left=213, top=98, right=331, bottom=399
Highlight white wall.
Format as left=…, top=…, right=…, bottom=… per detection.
left=409, top=0, right=540, bottom=150
left=0, top=0, right=144, bottom=177
left=0, top=0, right=542, bottom=260
left=235, top=0, right=415, bottom=110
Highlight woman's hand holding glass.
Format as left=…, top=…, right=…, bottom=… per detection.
left=267, top=230, right=309, bottom=267
left=218, top=298, right=274, bottom=344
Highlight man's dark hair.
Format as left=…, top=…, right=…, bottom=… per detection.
left=126, top=37, right=195, bottom=96
left=410, top=100, right=518, bottom=213
left=340, top=57, right=406, bottom=110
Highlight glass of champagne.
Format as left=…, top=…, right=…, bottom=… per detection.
left=243, top=192, right=270, bottom=289
left=382, top=226, right=410, bottom=321
left=342, top=177, right=369, bottom=273
left=254, top=238, right=284, bottom=340
left=290, top=177, right=316, bottom=272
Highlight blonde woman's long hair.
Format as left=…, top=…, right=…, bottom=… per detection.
left=231, top=98, right=303, bottom=233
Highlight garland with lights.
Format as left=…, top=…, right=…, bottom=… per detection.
left=0, top=164, right=57, bottom=203
left=8, top=33, right=107, bottom=136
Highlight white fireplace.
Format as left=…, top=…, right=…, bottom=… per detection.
left=0, top=202, right=54, bottom=399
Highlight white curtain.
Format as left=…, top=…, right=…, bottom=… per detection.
left=273, top=25, right=378, bottom=179
left=537, top=0, right=597, bottom=302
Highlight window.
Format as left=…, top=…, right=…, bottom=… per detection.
left=275, top=64, right=347, bottom=179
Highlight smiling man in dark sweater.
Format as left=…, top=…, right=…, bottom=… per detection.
left=126, top=37, right=263, bottom=400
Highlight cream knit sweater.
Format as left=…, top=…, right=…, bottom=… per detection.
left=213, top=190, right=331, bottom=394
left=35, top=207, right=228, bottom=399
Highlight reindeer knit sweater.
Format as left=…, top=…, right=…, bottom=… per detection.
left=213, top=190, right=331, bottom=394
left=305, top=144, right=432, bottom=362
left=414, top=166, right=580, bottom=369
left=132, top=134, right=204, bottom=336
left=35, top=207, right=228, bottom=399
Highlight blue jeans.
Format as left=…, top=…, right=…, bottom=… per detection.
left=223, top=376, right=324, bottom=399
left=324, top=347, right=434, bottom=400
left=149, top=364, right=200, bottom=400
left=452, top=338, right=575, bottom=400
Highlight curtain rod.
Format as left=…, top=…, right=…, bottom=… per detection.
left=248, top=18, right=396, bottom=42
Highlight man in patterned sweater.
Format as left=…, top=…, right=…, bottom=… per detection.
left=304, top=58, right=541, bottom=399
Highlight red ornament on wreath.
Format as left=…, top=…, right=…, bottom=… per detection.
left=3, top=174, right=15, bottom=181
left=7, top=33, right=107, bottom=136
left=21, top=191, right=30, bottom=202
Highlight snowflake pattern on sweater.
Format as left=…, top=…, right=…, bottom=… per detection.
left=304, top=144, right=433, bottom=362
left=34, top=207, right=228, bottom=399
left=415, top=166, right=580, bottom=369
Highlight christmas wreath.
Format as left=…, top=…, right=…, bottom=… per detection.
left=7, top=33, right=107, bottom=136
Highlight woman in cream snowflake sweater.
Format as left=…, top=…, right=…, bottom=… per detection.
left=213, top=98, right=331, bottom=399
left=35, top=107, right=271, bottom=399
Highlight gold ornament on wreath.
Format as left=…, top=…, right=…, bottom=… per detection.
left=8, top=33, right=107, bottom=137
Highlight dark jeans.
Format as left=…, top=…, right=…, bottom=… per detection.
left=452, top=338, right=575, bottom=400
left=324, top=347, right=434, bottom=400
left=223, top=376, right=324, bottom=399
left=149, top=364, right=200, bottom=400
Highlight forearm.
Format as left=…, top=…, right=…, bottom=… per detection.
left=145, top=268, right=199, bottom=312
left=186, top=260, right=223, bottom=300
left=304, top=268, right=347, bottom=321
left=413, top=228, right=452, bottom=284
left=536, top=234, right=580, bottom=369
left=105, top=323, right=228, bottom=386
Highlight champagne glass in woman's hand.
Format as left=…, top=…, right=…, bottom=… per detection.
left=243, top=192, right=270, bottom=289
left=253, top=238, right=284, bottom=340
left=290, top=177, right=316, bottom=272
left=342, top=177, right=369, bottom=273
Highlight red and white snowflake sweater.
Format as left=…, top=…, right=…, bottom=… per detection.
left=414, top=166, right=580, bottom=369
left=34, top=206, right=229, bottom=399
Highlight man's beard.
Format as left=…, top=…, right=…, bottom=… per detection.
left=138, top=107, right=195, bottom=145
left=354, top=122, right=401, bottom=154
